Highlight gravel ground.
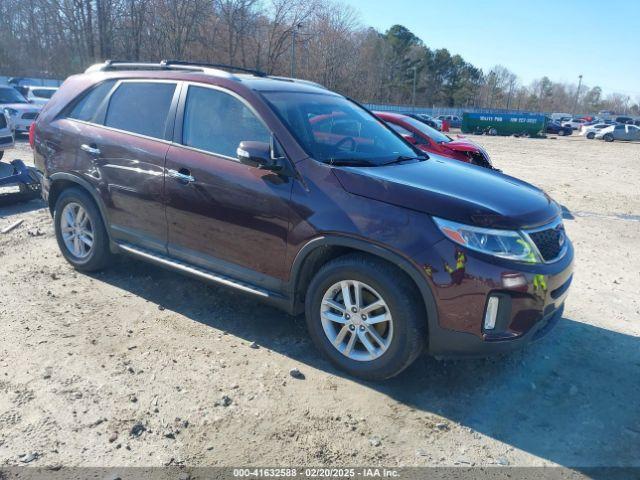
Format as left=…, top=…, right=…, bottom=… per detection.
left=0, top=134, right=639, bottom=469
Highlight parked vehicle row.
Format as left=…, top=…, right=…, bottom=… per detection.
left=29, top=61, right=573, bottom=380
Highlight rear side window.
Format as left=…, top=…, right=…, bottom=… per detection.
left=181, top=86, right=270, bottom=158
left=68, top=80, right=116, bottom=122
left=33, top=89, right=56, bottom=99
left=105, top=82, right=176, bottom=139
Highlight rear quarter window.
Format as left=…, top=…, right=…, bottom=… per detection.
left=67, top=80, right=117, bottom=123
left=104, top=82, right=176, bottom=139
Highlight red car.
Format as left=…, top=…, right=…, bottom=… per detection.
left=375, top=111, right=494, bottom=169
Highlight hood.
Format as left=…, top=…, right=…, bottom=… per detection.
left=333, top=156, right=560, bottom=229
left=0, top=103, right=40, bottom=113
left=444, top=137, right=481, bottom=153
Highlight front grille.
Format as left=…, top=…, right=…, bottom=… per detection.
left=21, top=112, right=38, bottom=120
left=0, top=136, right=13, bottom=145
left=529, top=226, right=563, bottom=261
left=0, top=115, right=6, bottom=128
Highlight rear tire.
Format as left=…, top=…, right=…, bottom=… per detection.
left=586, top=132, right=595, bottom=139
left=54, top=187, right=112, bottom=272
left=305, top=253, right=426, bottom=380
left=603, top=133, right=614, bottom=142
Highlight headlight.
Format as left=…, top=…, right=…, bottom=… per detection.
left=433, top=217, right=540, bottom=263
left=3, top=108, right=18, bottom=117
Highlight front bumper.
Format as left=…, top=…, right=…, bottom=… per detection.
left=420, top=237, right=574, bottom=357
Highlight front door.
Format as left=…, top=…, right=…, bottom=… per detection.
left=164, top=84, right=293, bottom=291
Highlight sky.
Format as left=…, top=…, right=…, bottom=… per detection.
left=341, top=0, right=640, bottom=98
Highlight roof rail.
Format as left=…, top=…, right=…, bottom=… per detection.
left=163, top=60, right=267, bottom=77
left=269, top=76, right=326, bottom=89
left=84, top=60, right=266, bottom=78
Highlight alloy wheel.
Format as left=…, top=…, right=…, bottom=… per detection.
left=320, top=280, right=393, bottom=361
left=60, top=202, right=94, bottom=259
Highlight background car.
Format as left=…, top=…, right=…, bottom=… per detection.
left=546, top=120, right=573, bottom=136
left=23, top=86, right=58, bottom=106
left=0, top=111, right=15, bottom=160
left=595, top=124, right=640, bottom=142
left=438, top=114, right=462, bottom=128
left=376, top=111, right=494, bottom=168
left=562, top=118, right=588, bottom=130
left=404, top=113, right=442, bottom=130
left=580, top=123, right=610, bottom=139
left=614, top=116, right=634, bottom=125
left=0, top=86, right=41, bottom=135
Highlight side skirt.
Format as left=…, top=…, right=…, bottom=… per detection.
left=116, top=242, right=295, bottom=313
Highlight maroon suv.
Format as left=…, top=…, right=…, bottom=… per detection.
left=33, top=61, right=573, bottom=380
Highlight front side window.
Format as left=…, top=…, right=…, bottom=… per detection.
left=181, top=86, right=270, bottom=158
left=105, top=82, right=176, bottom=139
left=68, top=80, right=117, bottom=122
left=262, top=91, right=416, bottom=165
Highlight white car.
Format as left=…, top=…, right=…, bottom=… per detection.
left=0, top=111, right=15, bottom=160
left=24, top=86, right=58, bottom=106
left=562, top=118, right=588, bottom=130
left=0, top=86, right=41, bottom=135
left=579, top=123, right=610, bottom=139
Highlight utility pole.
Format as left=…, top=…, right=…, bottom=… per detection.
left=290, top=23, right=302, bottom=78
left=572, top=74, right=583, bottom=115
left=412, top=66, right=417, bottom=112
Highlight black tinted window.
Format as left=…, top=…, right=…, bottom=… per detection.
left=182, top=86, right=270, bottom=157
left=105, top=82, right=176, bottom=139
left=68, top=80, right=116, bottom=122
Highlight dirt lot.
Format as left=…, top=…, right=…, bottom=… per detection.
left=0, top=134, right=639, bottom=470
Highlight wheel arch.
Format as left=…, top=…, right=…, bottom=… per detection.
left=48, top=173, right=111, bottom=241
left=289, top=236, right=438, bottom=334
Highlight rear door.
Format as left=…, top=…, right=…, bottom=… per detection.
left=71, top=80, right=180, bottom=252
left=163, top=83, right=293, bottom=289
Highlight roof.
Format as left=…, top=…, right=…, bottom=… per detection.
left=83, top=60, right=333, bottom=95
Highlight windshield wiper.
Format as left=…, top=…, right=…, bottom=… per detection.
left=382, top=155, right=426, bottom=166
left=326, top=158, right=379, bottom=167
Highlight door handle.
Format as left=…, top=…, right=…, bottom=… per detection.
left=167, top=168, right=195, bottom=183
left=80, top=143, right=101, bottom=155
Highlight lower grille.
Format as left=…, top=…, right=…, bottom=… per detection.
left=529, top=226, right=563, bottom=261
left=0, top=115, right=6, bottom=129
left=21, top=112, right=38, bottom=120
left=0, top=136, right=12, bottom=145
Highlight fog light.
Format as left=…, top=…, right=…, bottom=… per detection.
left=484, top=296, right=500, bottom=330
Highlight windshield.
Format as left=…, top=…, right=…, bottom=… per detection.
left=0, top=87, right=28, bottom=104
left=261, top=91, right=417, bottom=165
left=403, top=116, right=452, bottom=143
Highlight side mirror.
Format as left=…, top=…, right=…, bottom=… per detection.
left=237, top=141, right=283, bottom=172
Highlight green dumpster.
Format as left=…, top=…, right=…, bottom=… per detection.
left=461, top=112, right=547, bottom=137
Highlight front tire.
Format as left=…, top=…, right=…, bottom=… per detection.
left=305, top=254, right=426, bottom=380
left=603, top=133, right=614, bottom=142
left=54, top=187, right=111, bottom=272
left=586, top=132, right=595, bottom=139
